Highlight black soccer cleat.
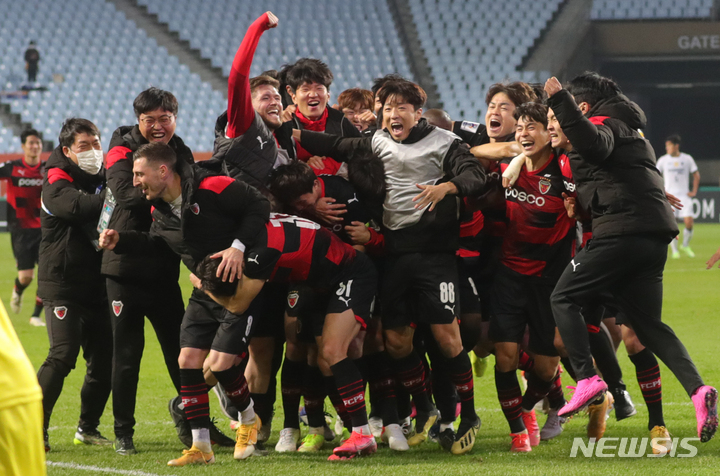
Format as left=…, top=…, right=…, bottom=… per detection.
left=114, top=436, right=137, bottom=455
left=169, top=396, right=193, bottom=448
left=209, top=417, right=235, bottom=447
left=610, top=387, right=637, bottom=421
left=438, top=427, right=456, bottom=452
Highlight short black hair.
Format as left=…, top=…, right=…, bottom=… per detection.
left=284, top=58, right=333, bottom=92
left=485, top=82, right=537, bottom=107
left=666, top=134, right=681, bottom=145
left=514, top=102, right=549, bottom=128
left=58, top=118, right=100, bottom=149
left=566, top=72, right=622, bottom=108
left=347, top=149, right=386, bottom=208
left=133, top=87, right=179, bottom=118
left=378, top=80, right=427, bottom=110
left=268, top=161, right=317, bottom=206
left=196, top=255, right=239, bottom=297
left=133, top=142, right=177, bottom=171
left=21, top=128, right=42, bottom=145
left=371, top=73, right=405, bottom=96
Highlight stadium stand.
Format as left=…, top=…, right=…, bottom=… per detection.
left=0, top=124, right=19, bottom=154
left=0, top=0, right=226, bottom=152
left=136, top=0, right=414, bottom=96
left=591, top=0, right=715, bottom=20
left=407, top=0, right=559, bottom=121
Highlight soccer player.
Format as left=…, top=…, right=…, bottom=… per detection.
left=36, top=118, right=113, bottom=452
left=656, top=134, right=700, bottom=258
left=545, top=73, right=718, bottom=443
left=0, top=129, right=45, bottom=325
left=293, top=78, right=487, bottom=455
left=196, top=212, right=380, bottom=461
left=490, top=102, right=575, bottom=452
left=337, top=88, right=375, bottom=132
left=280, top=57, right=361, bottom=175
left=101, top=141, right=270, bottom=465
left=103, top=87, right=217, bottom=454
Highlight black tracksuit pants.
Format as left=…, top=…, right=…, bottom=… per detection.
left=37, top=299, right=113, bottom=431
left=106, top=277, right=184, bottom=438
left=550, top=233, right=704, bottom=397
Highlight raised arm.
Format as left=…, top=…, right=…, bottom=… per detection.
left=226, top=12, right=278, bottom=138
left=293, top=129, right=372, bottom=162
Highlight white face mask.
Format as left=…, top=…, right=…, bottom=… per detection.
left=75, top=148, right=104, bottom=175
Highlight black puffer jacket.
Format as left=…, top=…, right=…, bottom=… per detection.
left=548, top=90, right=678, bottom=241
left=38, top=147, right=106, bottom=302
left=101, top=125, right=194, bottom=281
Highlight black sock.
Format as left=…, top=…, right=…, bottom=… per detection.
left=303, top=365, right=327, bottom=428
left=521, top=371, right=553, bottom=411
left=32, top=295, right=43, bottom=318
left=331, top=358, right=368, bottom=429
left=446, top=351, right=476, bottom=421
left=212, top=365, right=251, bottom=412
left=629, top=349, right=665, bottom=430
left=547, top=369, right=566, bottom=410
left=518, top=349, right=535, bottom=372
left=588, top=324, right=625, bottom=389
left=14, top=277, right=28, bottom=294
left=365, top=352, right=398, bottom=424
left=280, top=358, right=305, bottom=430
left=179, top=369, right=210, bottom=430
left=391, top=352, right=434, bottom=413
left=326, top=376, right=352, bottom=430
left=431, top=358, right=457, bottom=423
left=495, top=367, right=525, bottom=434
left=250, top=392, right=272, bottom=426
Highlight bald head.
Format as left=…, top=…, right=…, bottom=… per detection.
left=423, top=108, right=452, bottom=131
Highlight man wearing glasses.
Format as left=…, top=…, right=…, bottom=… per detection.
left=102, top=88, right=231, bottom=454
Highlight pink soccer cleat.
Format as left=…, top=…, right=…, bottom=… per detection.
left=332, top=430, right=377, bottom=458
left=558, top=375, right=608, bottom=418
left=521, top=410, right=540, bottom=447
left=692, top=385, right=718, bottom=442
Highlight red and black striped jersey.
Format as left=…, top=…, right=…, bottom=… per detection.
left=499, top=153, right=575, bottom=281
left=0, top=158, right=45, bottom=229
left=244, top=213, right=357, bottom=289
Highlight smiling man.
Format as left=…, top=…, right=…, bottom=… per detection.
left=101, top=88, right=214, bottom=455
left=292, top=78, right=488, bottom=456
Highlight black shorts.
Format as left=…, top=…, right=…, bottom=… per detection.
left=458, top=256, right=482, bottom=316
left=180, top=290, right=251, bottom=355
left=11, top=227, right=41, bottom=271
left=248, top=282, right=287, bottom=339
left=489, top=265, right=558, bottom=357
left=287, top=252, right=377, bottom=341
left=381, top=252, right=459, bottom=330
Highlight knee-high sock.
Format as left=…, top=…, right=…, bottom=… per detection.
left=683, top=228, right=693, bottom=247
left=518, top=349, right=535, bottom=372
left=495, top=368, right=525, bottom=434
left=630, top=349, right=664, bottom=430
left=521, top=371, right=553, bottom=411
left=326, top=376, right=352, bottom=430
left=212, top=365, right=252, bottom=422
left=331, top=358, right=368, bottom=429
left=280, top=358, right=305, bottom=430
left=546, top=369, right=566, bottom=410
left=446, top=351, right=476, bottom=421
left=391, top=352, right=434, bottom=413
left=366, top=352, right=399, bottom=425
left=180, top=369, right=210, bottom=430
left=303, top=364, right=327, bottom=428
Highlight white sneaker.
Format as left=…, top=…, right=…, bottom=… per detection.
left=275, top=428, right=300, bottom=452
left=540, top=409, right=566, bottom=441
left=381, top=423, right=409, bottom=451
left=368, top=416, right=383, bottom=438
left=10, top=288, right=21, bottom=314
left=29, top=316, right=45, bottom=327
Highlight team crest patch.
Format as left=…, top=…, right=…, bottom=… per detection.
left=112, top=300, right=123, bottom=316
left=190, top=203, right=200, bottom=215
left=539, top=179, right=552, bottom=195
left=287, top=292, right=299, bottom=308
left=54, top=306, right=67, bottom=320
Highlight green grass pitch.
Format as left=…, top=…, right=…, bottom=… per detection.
left=2, top=225, right=720, bottom=475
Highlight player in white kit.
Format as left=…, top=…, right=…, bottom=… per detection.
left=656, top=134, right=700, bottom=258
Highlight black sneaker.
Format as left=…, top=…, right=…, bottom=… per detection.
left=168, top=396, right=192, bottom=448
left=610, top=388, right=637, bottom=421
left=438, top=427, right=456, bottom=452
left=252, top=440, right=269, bottom=457
left=74, top=428, right=112, bottom=446
left=209, top=417, right=235, bottom=447
left=113, top=436, right=137, bottom=455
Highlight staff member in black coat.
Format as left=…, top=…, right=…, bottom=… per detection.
left=37, top=118, right=113, bottom=452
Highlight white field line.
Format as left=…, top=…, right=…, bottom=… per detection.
left=47, top=461, right=175, bottom=476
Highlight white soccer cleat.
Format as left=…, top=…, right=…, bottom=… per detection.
left=10, top=288, right=22, bottom=314
left=381, top=423, right=409, bottom=451
left=275, top=428, right=300, bottom=452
